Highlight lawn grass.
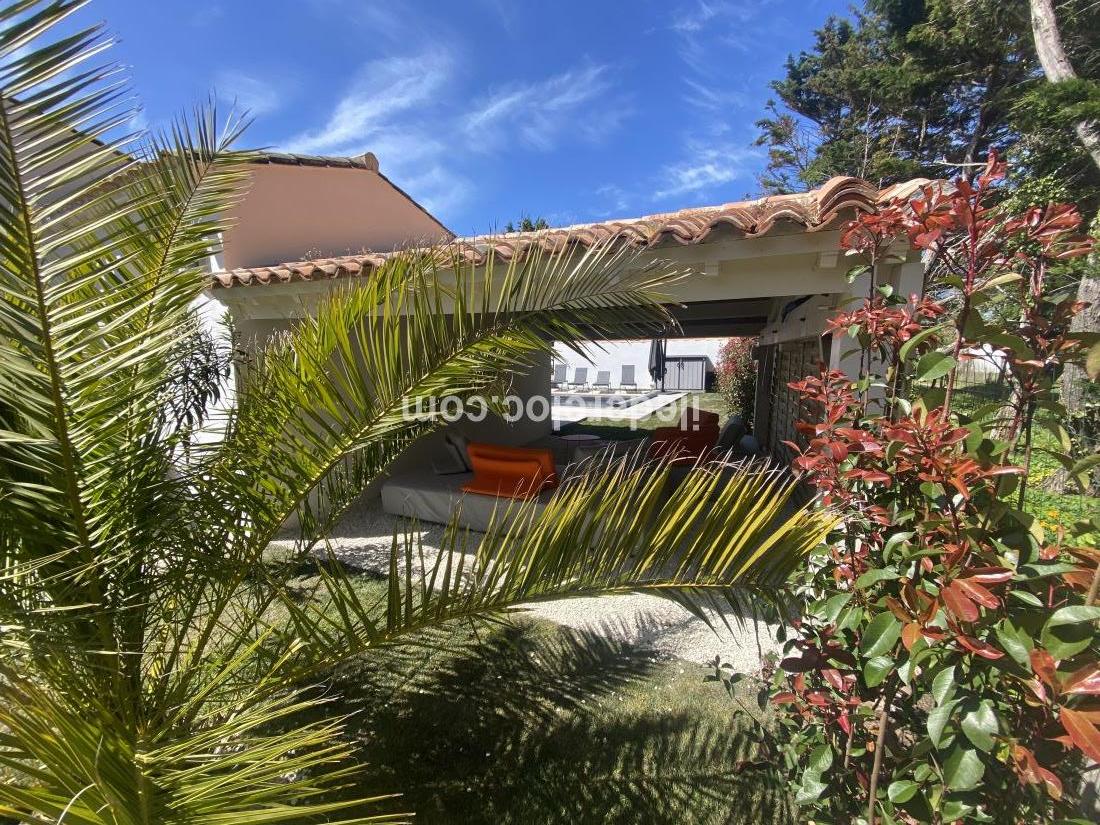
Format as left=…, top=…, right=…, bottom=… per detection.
left=293, top=574, right=788, bottom=824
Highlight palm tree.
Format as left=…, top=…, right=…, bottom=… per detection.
left=0, top=2, right=834, bottom=822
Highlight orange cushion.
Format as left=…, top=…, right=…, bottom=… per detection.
left=462, top=443, right=558, bottom=500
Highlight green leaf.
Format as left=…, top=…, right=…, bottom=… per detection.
left=927, top=700, right=958, bottom=749
left=943, top=745, right=985, bottom=790
left=887, top=779, right=920, bottom=804
left=808, top=742, right=834, bottom=775
left=960, top=701, right=998, bottom=752
left=846, top=264, right=870, bottom=284
left=795, top=772, right=828, bottom=805
left=994, top=621, right=1031, bottom=667
left=931, top=665, right=956, bottom=706
left=899, top=324, right=946, bottom=361
left=914, top=386, right=946, bottom=415
left=1008, top=590, right=1044, bottom=607
left=941, top=799, right=975, bottom=821
left=861, top=612, right=902, bottom=658
left=915, top=352, right=956, bottom=382
left=1086, top=340, right=1100, bottom=381
left=1047, top=605, right=1100, bottom=625
left=1041, top=605, right=1100, bottom=660
left=1070, top=455, right=1100, bottom=490
left=975, top=272, right=1023, bottom=292
left=883, top=531, right=915, bottom=563
left=864, top=655, right=894, bottom=687
left=855, top=567, right=900, bottom=590
left=822, top=592, right=853, bottom=624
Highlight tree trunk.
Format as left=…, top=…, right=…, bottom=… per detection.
left=1030, top=0, right=1100, bottom=494
left=1030, top=0, right=1100, bottom=169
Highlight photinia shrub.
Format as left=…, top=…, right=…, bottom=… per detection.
left=716, top=337, right=757, bottom=427
left=770, top=153, right=1100, bottom=824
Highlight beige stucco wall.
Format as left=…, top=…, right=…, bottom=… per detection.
left=221, top=164, right=451, bottom=270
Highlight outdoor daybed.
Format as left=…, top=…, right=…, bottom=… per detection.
left=380, top=412, right=763, bottom=532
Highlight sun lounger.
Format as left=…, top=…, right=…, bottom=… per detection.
left=551, top=362, right=567, bottom=388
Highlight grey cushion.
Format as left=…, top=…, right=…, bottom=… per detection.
left=381, top=466, right=559, bottom=532
left=737, top=434, right=762, bottom=455
left=717, top=415, right=746, bottom=449
left=444, top=429, right=472, bottom=470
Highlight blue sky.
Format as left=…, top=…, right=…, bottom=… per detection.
left=86, top=0, right=848, bottom=236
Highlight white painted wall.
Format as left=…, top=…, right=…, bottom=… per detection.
left=552, top=337, right=728, bottom=389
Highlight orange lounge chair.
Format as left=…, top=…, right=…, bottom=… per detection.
left=462, top=442, right=559, bottom=500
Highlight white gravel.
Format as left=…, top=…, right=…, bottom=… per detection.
left=274, top=495, right=781, bottom=670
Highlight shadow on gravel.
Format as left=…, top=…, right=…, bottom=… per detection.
left=301, top=616, right=792, bottom=825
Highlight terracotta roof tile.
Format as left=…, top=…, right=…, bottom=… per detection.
left=211, top=175, right=934, bottom=289
left=248, top=151, right=380, bottom=170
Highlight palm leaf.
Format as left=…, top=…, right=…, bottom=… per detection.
left=209, top=237, right=687, bottom=563
left=274, top=450, right=836, bottom=672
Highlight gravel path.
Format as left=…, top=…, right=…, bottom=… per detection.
left=273, top=496, right=781, bottom=671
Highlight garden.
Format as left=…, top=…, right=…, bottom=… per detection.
left=2, top=1, right=1099, bottom=824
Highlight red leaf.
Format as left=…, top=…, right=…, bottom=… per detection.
left=956, top=633, right=1004, bottom=659
left=1060, top=708, right=1100, bottom=762
left=1062, top=664, right=1100, bottom=696
left=955, top=578, right=1000, bottom=609
left=1031, top=649, right=1060, bottom=691
left=901, top=622, right=923, bottom=651
left=771, top=691, right=798, bottom=705
left=942, top=581, right=979, bottom=622
left=1024, top=677, right=1048, bottom=704
left=965, top=566, right=1013, bottom=584
left=822, top=668, right=845, bottom=692
left=1037, top=766, right=1063, bottom=800
left=838, top=711, right=852, bottom=735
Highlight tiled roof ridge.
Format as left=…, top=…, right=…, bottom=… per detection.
left=212, top=175, right=936, bottom=289
left=248, top=151, right=380, bottom=170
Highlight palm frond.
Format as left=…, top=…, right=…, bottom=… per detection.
left=0, top=666, right=408, bottom=825
left=0, top=0, right=250, bottom=646
left=274, top=450, right=836, bottom=671
left=210, top=238, right=687, bottom=563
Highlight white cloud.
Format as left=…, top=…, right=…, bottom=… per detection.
left=654, top=142, right=762, bottom=200
left=270, top=53, right=627, bottom=224
left=274, top=50, right=470, bottom=216
left=463, top=63, right=629, bottom=152
left=214, top=71, right=282, bottom=117
left=281, top=52, right=452, bottom=156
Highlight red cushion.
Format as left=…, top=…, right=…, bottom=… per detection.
left=462, top=443, right=558, bottom=500
left=680, top=407, right=720, bottom=431
left=649, top=426, right=718, bottom=463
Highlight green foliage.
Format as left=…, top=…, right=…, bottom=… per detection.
left=503, top=215, right=550, bottom=233
left=0, top=3, right=832, bottom=821
left=755, top=0, right=1100, bottom=216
